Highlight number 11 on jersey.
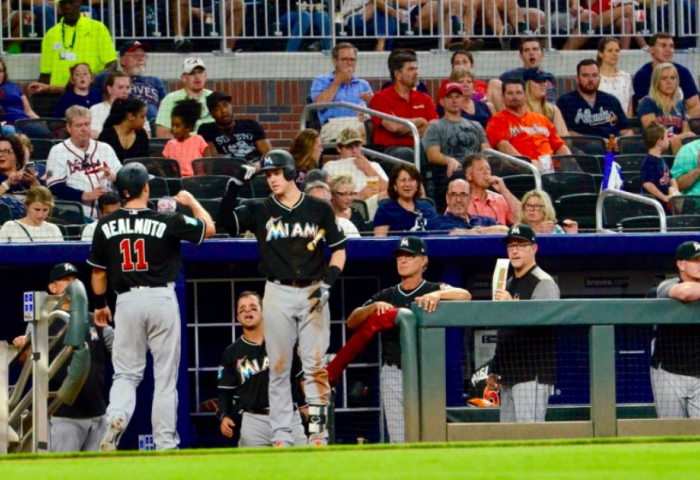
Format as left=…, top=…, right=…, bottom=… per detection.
left=120, top=238, right=149, bottom=271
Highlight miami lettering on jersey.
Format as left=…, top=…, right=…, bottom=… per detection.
left=101, top=217, right=167, bottom=239
left=508, top=123, right=550, bottom=137
left=237, top=355, right=270, bottom=384
left=574, top=107, right=618, bottom=126
left=265, top=216, right=318, bottom=241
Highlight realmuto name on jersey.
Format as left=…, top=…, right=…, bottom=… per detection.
left=101, top=218, right=167, bottom=240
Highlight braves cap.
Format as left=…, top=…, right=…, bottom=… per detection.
left=676, top=241, right=700, bottom=261
left=393, top=236, right=427, bottom=256
left=502, top=224, right=536, bottom=244
left=438, top=82, right=464, bottom=100
left=183, top=57, right=206, bottom=74
left=50, top=263, right=79, bottom=283
left=337, top=127, right=364, bottom=146
left=523, top=67, right=555, bottom=83
left=119, top=40, right=150, bottom=56
left=206, top=91, right=232, bottom=111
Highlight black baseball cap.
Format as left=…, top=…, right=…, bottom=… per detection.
left=502, top=224, right=537, bottom=244
left=206, top=91, right=232, bottom=112
left=676, top=241, right=700, bottom=261
left=393, top=236, right=427, bottom=256
left=119, top=40, right=151, bottom=57
left=523, top=67, right=554, bottom=83
left=50, top=263, right=79, bottom=283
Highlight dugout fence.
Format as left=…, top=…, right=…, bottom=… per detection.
left=399, top=299, right=700, bottom=443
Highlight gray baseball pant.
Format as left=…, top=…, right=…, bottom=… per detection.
left=263, top=281, right=330, bottom=445
left=106, top=287, right=181, bottom=450
left=380, top=364, right=404, bottom=444
left=239, top=411, right=307, bottom=447
left=651, top=366, right=700, bottom=418
left=499, top=380, right=551, bottom=422
left=50, top=415, right=107, bottom=452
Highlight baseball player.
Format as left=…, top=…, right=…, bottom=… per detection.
left=493, top=224, right=560, bottom=423
left=88, top=162, right=215, bottom=451
left=346, top=236, right=471, bottom=443
left=217, top=291, right=307, bottom=447
left=12, top=263, right=113, bottom=452
left=651, top=241, right=700, bottom=418
left=218, top=149, right=347, bottom=447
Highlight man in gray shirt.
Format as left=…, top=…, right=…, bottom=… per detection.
left=493, top=224, right=560, bottom=422
left=423, top=82, right=489, bottom=212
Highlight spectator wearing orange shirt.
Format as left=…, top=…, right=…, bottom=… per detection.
left=163, top=99, right=210, bottom=177
left=485, top=78, right=571, bottom=161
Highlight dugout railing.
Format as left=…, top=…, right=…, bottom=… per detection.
left=398, top=299, right=700, bottom=444
left=596, top=189, right=668, bottom=233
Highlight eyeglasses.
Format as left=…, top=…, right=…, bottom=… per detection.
left=0, top=149, right=13, bottom=156
left=447, top=192, right=470, bottom=200
left=334, top=191, right=356, bottom=198
left=507, top=243, right=533, bottom=251
left=338, top=58, right=357, bottom=63
left=524, top=204, right=543, bottom=211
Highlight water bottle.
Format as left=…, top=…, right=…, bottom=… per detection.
left=146, top=5, right=156, bottom=37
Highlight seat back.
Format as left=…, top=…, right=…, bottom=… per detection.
left=561, top=135, right=606, bottom=156
left=541, top=172, right=597, bottom=201
left=192, top=157, right=247, bottom=176
left=617, top=135, right=647, bottom=155
left=124, top=157, right=181, bottom=178
left=555, top=193, right=599, bottom=230
left=181, top=176, right=231, bottom=200
left=502, top=174, right=537, bottom=201
left=15, top=118, right=68, bottom=140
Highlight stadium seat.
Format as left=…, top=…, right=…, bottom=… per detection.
left=615, top=154, right=646, bottom=172
left=622, top=173, right=642, bottom=193
left=29, top=92, right=62, bottom=118
left=148, top=177, right=170, bottom=199
left=555, top=193, right=599, bottom=230
left=51, top=200, right=89, bottom=240
left=15, top=118, right=68, bottom=140
left=192, top=157, right=248, bottom=176
left=181, top=176, right=231, bottom=200
left=688, top=117, right=700, bottom=135
left=668, top=215, right=700, bottom=232
left=619, top=215, right=663, bottom=233
left=601, top=196, right=659, bottom=229
left=29, top=139, right=59, bottom=161
left=351, top=199, right=369, bottom=222
left=669, top=195, right=700, bottom=216
left=502, top=174, right=537, bottom=200
left=148, top=138, right=169, bottom=158
left=124, top=157, right=181, bottom=178
left=617, top=135, right=646, bottom=155
left=561, top=135, right=606, bottom=156
left=553, top=154, right=596, bottom=174
left=248, top=175, right=273, bottom=198
left=541, top=172, right=597, bottom=201
left=0, top=203, right=11, bottom=226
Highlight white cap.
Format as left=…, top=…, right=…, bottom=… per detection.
left=183, top=57, right=206, bottom=74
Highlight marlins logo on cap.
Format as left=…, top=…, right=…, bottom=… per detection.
left=50, top=263, right=79, bottom=282
left=676, top=241, right=700, bottom=261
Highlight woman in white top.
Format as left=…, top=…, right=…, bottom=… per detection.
left=0, top=185, right=63, bottom=243
left=89, top=72, right=151, bottom=138
left=597, top=37, right=634, bottom=117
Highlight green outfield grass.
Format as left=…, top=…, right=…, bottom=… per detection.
left=2, top=438, right=699, bottom=479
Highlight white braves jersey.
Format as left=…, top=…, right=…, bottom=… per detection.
left=46, top=139, right=122, bottom=219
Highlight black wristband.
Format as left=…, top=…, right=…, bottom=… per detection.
left=323, top=265, right=342, bottom=289
left=94, top=294, right=107, bottom=309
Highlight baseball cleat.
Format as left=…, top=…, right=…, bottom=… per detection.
left=99, top=418, right=125, bottom=452
left=273, top=441, right=292, bottom=448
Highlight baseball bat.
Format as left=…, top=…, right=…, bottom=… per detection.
left=307, top=229, right=326, bottom=251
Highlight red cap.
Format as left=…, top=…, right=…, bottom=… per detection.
left=438, top=82, right=464, bottom=101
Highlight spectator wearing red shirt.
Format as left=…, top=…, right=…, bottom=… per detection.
left=370, top=51, right=438, bottom=163
left=485, top=78, right=571, bottom=161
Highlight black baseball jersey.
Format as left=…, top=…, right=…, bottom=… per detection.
left=47, top=315, right=110, bottom=418
left=87, top=207, right=206, bottom=293
left=217, top=337, right=304, bottom=417
left=365, top=280, right=446, bottom=368
left=198, top=120, right=267, bottom=162
left=493, top=265, right=560, bottom=385
left=232, top=195, right=347, bottom=280
left=653, top=277, right=700, bottom=377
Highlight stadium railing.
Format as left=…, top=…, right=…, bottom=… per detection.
left=1, top=0, right=696, bottom=52
left=596, top=189, right=667, bottom=233
left=399, top=299, right=700, bottom=443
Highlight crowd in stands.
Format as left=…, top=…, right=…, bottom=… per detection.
left=1, top=27, right=700, bottom=241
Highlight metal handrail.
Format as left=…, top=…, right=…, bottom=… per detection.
left=596, top=189, right=668, bottom=233
left=482, top=149, right=542, bottom=190
left=301, top=101, right=421, bottom=171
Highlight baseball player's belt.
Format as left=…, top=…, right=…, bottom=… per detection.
left=116, top=283, right=170, bottom=295
left=268, top=278, right=319, bottom=288
left=242, top=407, right=271, bottom=415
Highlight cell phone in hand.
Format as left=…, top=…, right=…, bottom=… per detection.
left=23, top=161, right=35, bottom=172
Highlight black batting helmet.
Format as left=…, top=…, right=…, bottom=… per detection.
left=116, top=162, right=150, bottom=199
left=259, top=149, right=296, bottom=181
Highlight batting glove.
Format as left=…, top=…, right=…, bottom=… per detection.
left=309, top=283, right=331, bottom=313
left=231, top=164, right=257, bottom=186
